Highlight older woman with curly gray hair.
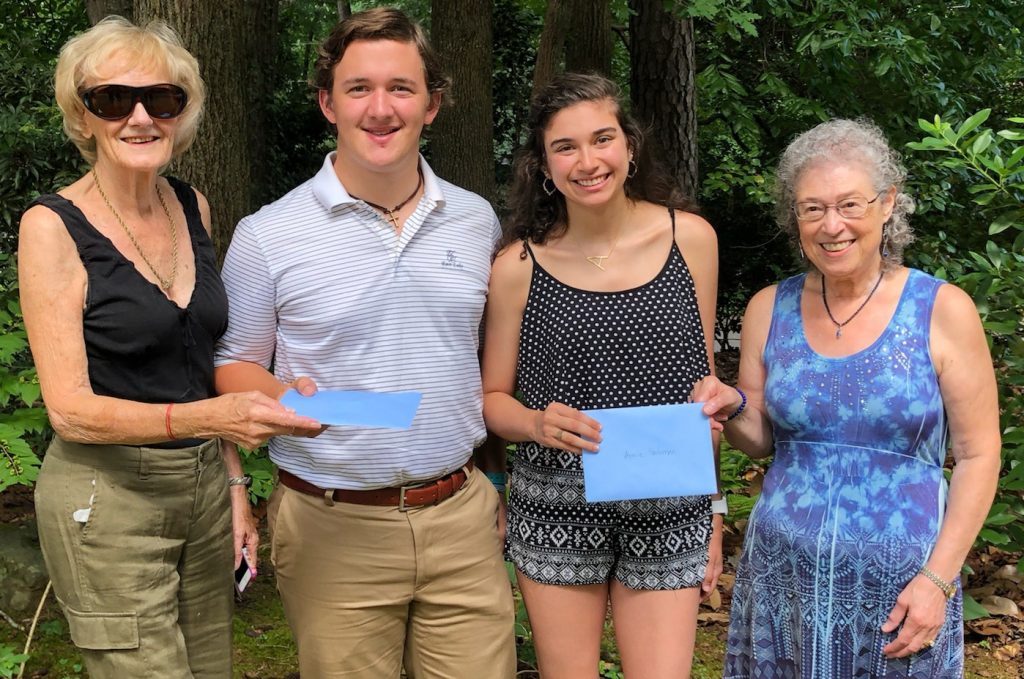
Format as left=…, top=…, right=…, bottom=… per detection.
left=692, top=118, right=1000, bottom=678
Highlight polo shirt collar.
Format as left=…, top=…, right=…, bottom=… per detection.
left=312, top=152, right=447, bottom=212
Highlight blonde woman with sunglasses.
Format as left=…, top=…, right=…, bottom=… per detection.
left=18, top=17, right=319, bottom=678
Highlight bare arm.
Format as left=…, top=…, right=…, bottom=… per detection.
left=691, top=285, right=777, bottom=458
left=481, top=246, right=601, bottom=454
left=881, top=282, right=1001, bottom=657
left=18, top=205, right=319, bottom=449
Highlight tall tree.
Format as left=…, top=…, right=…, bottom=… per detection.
left=85, top=0, right=279, bottom=257
left=531, top=0, right=567, bottom=96
left=564, top=0, right=611, bottom=76
left=628, top=0, right=697, bottom=197
left=430, top=0, right=496, bottom=203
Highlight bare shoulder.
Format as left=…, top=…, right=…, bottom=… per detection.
left=932, top=280, right=981, bottom=326
left=19, top=203, right=74, bottom=252
left=671, top=209, right=717, bottom=249
left=491, top=241, right=533, bottom=283
left=744, top=284, right=779, bottom=328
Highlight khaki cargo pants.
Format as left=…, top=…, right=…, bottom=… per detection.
left=35, top=436, right=233, bottom=678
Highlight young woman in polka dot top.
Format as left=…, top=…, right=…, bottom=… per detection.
left=482, top=72, right=724, bottom=678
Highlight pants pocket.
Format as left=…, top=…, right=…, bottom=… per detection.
left=64, top=605, right=140, bottom=651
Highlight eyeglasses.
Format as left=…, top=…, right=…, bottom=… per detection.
left=80, top=84, right=187, bottom=121
left=794, top=190, right=885, bottom=222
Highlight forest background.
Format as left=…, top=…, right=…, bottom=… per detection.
left=0, top=0, right=1022, bottom=677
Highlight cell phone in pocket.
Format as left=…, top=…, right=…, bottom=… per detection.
left=234, top=546, right=254, bottom=594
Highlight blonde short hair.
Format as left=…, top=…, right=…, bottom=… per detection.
left=54, top=16, right=205, bottom=165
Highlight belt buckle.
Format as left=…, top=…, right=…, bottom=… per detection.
left=398, top=480, right=428, bottom=512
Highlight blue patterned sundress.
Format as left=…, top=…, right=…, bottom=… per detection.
left=724, top=268, right=964, bottom=679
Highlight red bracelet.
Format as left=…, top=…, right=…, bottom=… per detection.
left=165, top=403, right=176, bottom=440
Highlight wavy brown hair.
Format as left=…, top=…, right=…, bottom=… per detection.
left=503, top=72, right=696, bottom=255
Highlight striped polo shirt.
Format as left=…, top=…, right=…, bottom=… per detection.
left=215, top=153, right=501, bottom=490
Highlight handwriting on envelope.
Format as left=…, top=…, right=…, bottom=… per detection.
left=580, top=403, right=717, bottom=502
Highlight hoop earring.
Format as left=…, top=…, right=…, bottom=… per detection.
left=542, top=177, right=556, bottom=197
left=627, top=159, right=638, bottom=178
left=799, top=244, right=805, bottom=260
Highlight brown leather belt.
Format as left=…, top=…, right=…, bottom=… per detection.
left=278, top=460, right=473, bottom=510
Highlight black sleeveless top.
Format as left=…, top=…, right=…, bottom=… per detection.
left=31, top=177, right=228, bottom=420
left=516, top=209, right=711, bottom=468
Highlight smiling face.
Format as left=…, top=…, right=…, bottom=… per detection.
left=542, top=98, right=631, bottom=209
left=319, top=38, right=439, bottom=178
left=80, top=57, right=179, bottom=173
left=794, top=160, right=895, bottom=281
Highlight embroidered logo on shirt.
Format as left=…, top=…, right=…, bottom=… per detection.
left=441, top=250, right=464, bottom=270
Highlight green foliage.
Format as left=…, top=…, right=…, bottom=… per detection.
left=906, top=111, right=1024, bottom=555
left=239, top=446, right=276, bottom=504
left=0, top=644, right=29, bottom=679
left=685, top=0, right=1024, bottom=345
left=0, top=254, right=47, bottom=492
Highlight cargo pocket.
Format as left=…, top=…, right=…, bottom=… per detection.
left=65, top=606, right=140, bottom=650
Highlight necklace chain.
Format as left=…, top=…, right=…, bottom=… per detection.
left=92, top=169, right=178, bottom=291
left=351, top=168, right=423, bottom=230
left=574, top=225, right=624, bottom=271
left=821, top=271, right=884, bottom=339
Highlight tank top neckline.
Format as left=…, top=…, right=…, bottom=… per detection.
left=793, top=266, right=918, bottom=363
left=48, top=183, right=203, bottom=312
left=524, top=208, right=680, bottom=297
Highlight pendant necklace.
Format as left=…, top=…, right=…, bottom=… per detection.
left=92, top=169, right=179, bottom=291
left=821, top=270, right=884, bottom=339
left=574, top=224, right=624, bottom=271
left=351, top=168, right=423, bottom=230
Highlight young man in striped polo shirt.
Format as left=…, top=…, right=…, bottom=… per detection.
left=213, top=8, right=515, bottom=678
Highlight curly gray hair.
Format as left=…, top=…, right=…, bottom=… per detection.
left=773, top=118, right=915, bottom=271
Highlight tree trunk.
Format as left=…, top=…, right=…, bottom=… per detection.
left=85, top=0, right=133, bottom=23
left=565, top=0, right=611, bottom=76
left=337, top=1, right=352, bottom=20
left=531, top=0, right=567, bottom=97
left=628, top=0, right=698, bottom=198
left=130, top=0, right=279, bottom=258
left=429, top=0, right=496, bottom=203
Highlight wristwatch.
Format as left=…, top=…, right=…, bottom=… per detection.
left=710, top=496, right=728, bottom=515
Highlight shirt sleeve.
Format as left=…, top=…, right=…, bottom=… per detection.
left=214, top=218, right=277, bottom=369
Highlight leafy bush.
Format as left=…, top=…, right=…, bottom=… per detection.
left=906, top=110, right=1024, bottom=557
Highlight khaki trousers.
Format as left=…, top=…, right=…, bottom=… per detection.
left=268, top=466, right=516, bottom=678
left=35, top=436, right=233, bottom=679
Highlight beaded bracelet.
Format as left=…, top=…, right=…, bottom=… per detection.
left=726, top=387, right=747, bottom=421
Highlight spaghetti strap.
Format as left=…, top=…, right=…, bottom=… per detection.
left=669, top=208, right=676, bottom=236
left=523, top=239, right=538, bottom=263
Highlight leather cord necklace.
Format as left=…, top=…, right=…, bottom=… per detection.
left=351, top=168, right=423, bottom=230
left=821, top=270, right=884, bottom=339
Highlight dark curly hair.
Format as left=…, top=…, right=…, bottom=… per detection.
left=503, top=72, right=696, bottom=255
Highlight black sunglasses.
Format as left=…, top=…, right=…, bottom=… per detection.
left=81, top=84, right=187, bottom=121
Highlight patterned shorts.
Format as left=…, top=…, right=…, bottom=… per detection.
left=505, top=445, right=711, bottom=590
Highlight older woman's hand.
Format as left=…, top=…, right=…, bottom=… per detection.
left=690, top=376, right=744, bottom=432
left=230, top=485, right=259, bottom=572
left=214, top=391, right=322, bottom=449
left=880, top=573, right=949, bottom=658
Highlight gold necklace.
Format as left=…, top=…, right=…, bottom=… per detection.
left=574, top=225, right=624, bottom=271
left=92, top=169, right=179, bottom=291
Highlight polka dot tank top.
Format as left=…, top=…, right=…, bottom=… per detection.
left=516, top=210, right=711, bottom=468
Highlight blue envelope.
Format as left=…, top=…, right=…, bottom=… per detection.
left=581, top=403, right=716, bottom=502
left=280, top=389, right=421, bottom=429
